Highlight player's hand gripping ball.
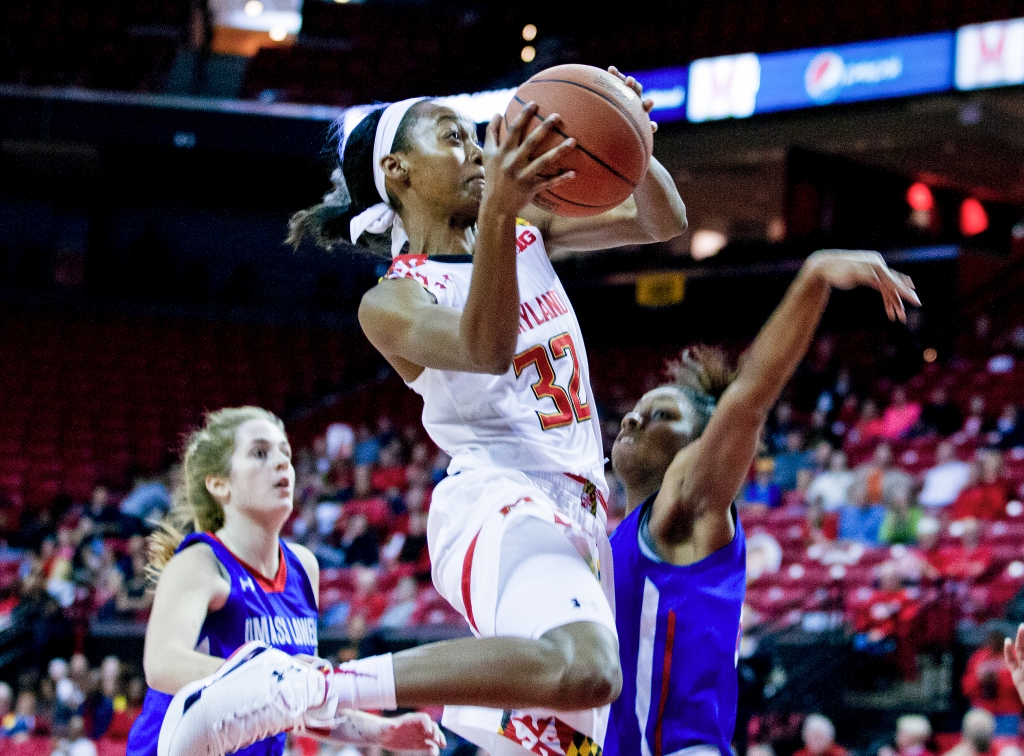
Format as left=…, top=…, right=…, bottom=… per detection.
left=501, top=64, right=656, bottom=217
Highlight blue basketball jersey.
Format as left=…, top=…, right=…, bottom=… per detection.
left=127, top=533, right=319, bottom=756
left=606, top=496, right=746, bottom=756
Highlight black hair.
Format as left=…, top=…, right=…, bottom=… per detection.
left=286, top=103, right=422, bottom=258
left=663, top=346, right=736, bottom=437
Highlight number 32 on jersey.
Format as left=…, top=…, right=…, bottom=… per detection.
left=513, top=332, right=591, bottom=431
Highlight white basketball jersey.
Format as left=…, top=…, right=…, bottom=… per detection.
left=385, top=220, right=607, bottom=493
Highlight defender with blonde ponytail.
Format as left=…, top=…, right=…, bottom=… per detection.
left=127, top=407, right=445, bottom=756
left=147, top=407, right=278, bottom=582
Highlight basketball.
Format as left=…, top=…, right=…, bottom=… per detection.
left=501, top=64, right=654, bottom=217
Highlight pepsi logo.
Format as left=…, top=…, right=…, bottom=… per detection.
left=804, top=50, right=904, bottom=103
left=805, top=51, right=846, bottom=101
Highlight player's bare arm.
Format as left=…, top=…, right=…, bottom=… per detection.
left=521, top=67, right=687, bottom=255
left=1004, top=623, right=1024, bottom=704
left=360, top=104, right=576, bottom=377
left=142, top=543, right=231, bottom=694
left=650, top=251, right=920, bottom=563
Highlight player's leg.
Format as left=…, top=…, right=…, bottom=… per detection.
left=159, top=480, right=618, bottom=756
left=393, top=512, right=620, bottom=710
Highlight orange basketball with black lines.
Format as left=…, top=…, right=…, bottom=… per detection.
left=501, top=64, right=654, bottom=217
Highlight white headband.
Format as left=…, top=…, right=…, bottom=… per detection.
left=348, top=97, right=426, bottom=257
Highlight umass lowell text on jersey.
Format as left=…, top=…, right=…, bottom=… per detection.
left=127, top=533, right=319, bottom=756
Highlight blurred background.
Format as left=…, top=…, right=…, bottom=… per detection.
left=3, top=1, right=1024, bottom=755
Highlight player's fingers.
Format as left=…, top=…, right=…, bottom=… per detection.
left=516, top=113, right=563, bottom=160
left=506, top=102, right=538, bottom=148
left=1007, top=637, right=1017, bottom=668
left=886, top=268, right=921, bottom=306
left=522, top=137, right=575, bottom=178
left=484, top=113, right=501, bottom=150
left=1016, top=623, right=1024, bottom=657
left=534, top=171, right=577, bottom=195
left=651, top=120, right=659, bottom=133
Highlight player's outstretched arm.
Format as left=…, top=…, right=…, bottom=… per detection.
left=360, top=105, right=576, bottom=376
left=521, top=67, right=687, bottom=255
left=143, top=543, right=232, bottom=694
left=313, top=710, right=446, bottom=756
left=1004, top=624, right=1024, bottom=704
left=651, top=251, right=919, bottom=554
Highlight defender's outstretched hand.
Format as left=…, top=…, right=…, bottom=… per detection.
left=1004, top=624, right=1024, bottom=705
left=803, top=250, right=921, bottom=322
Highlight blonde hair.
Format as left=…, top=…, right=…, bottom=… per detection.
left=147, top=407, right=285, bottom=585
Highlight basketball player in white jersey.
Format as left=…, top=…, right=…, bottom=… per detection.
left=162, top=68, right=686, bottom=756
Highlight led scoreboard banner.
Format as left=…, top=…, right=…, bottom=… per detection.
left=956, top=18, right=1024, bottom=90
left=682, top=32, right=955, bottom=123
left=343, top=17, right=1024, bottom=135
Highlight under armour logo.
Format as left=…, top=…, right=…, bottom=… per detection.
left=239, top=576, right=255, bottom=593
left=272, top=670, right=285, bottom=682
left=571, top=598, right=581, bottom=608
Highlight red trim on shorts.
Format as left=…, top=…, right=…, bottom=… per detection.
left=563, top=473, right=608, bottom=515
left=461, top=530, right=482, bottom=633
left=209, top=533, right=288, bottom=593
left=654, top=609, right=676, bottom=756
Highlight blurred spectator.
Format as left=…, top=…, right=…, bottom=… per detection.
left=963, top=396, right=991, bottom=440
left=339, top=514, right=380, bottom=568
left=934, top=519, right=992, bottom=582
left=118, top=472, right=172, bottom=525
left=920, top=442, right=972, bottom=509
left=395, top=512, right=431, bottom=578
left=741, top=460, right=783, bottom=510
left=0, top=681, right=11, bottom=728
left=943, top=709, right=995, bottom=756
left=82, top=656, right=119, bottom=739
left=805, top=498, right=840, bottom=543
left=50, top=714, right=97, bottom=756
left=379, top=576, right=420, bottom=629
left=992, top=404, right=1024, bottom=450
left=882, top=387, right=922, bottom=440
left=887, top=714, right=933, bottom=756
left=748, top=746, right=777, bottom=756
left=767, top=402, right=798, bottom=453
left=962, top=629, right=1024, bottom=734
left=774, top=430, right=810, bottom=491
left=806, top=413, right=838, bottom=450
left=951, top=451, right=1010, bottom=521
left=855, top=443, right=914, bottom=507
left=850, top=562, right=922, bottom=680
left=880, top=486, right=923, bottom=546
left=838, top=484, right=887, bottom=546
left=807, top=451, right=854, bottom=512
left=794, top=714, right=847, bottom=756
left=85, top=487, right=120, bottom=537
left=353, top=424, right=381, bottom=466
left=346, top=567, right=387, bottom=634
left=746, top=532, right=783, bottom=583
left=105, top=676, right=145, bottom=741
left=918, top=388, right=963, bottom=438
left=852, top=399, right=886, bottom=444
left=6, top=690, right=38, bottom=740
left=372, top=440, right=407, bottom=492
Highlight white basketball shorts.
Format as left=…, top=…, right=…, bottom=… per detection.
left=427, top=466, right=616, bottom=756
